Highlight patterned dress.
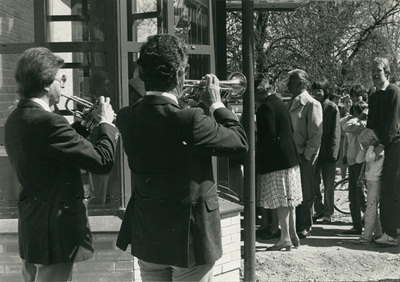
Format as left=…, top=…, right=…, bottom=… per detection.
left=259, top=165, right=302, bottom=209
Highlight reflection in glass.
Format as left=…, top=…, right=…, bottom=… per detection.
left=188, top=54, right=210, bottom=79
left=0, top=2, right=34, bottom=43
left=134, top=0, right=157, bottom=13
left=130, top=0, right=163, bottom=42
left=174, top=0, right=210, bottom=45
left=128, top=53, right=146, bottom=105
left=47, top=0, right=107, bottom=42
left=136, top=19, right=158, bottom=42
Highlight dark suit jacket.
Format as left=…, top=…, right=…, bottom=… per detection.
left=319, top=99, right=341, bottom=163
left=4, top=99, right=119, bottom=265
left=256, top=94, right=300, bottom=174
left=115, top=95, right=248, bottom=267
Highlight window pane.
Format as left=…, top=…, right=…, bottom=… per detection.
left=0, top=2, right=34, bottom=43
left=174, top=0, right=210, bottom=45
left=128, top=52, right=146, bottom=105
left=188, top=54, right=210, bottom=79
left=135, top=0, right=157, bottom=13
left=0, top=53, right=20, bottom=126
left=47, top=0, right=108, bottom=42
left=130, top=0, right=165, bottom=42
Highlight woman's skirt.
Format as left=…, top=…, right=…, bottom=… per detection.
left=259, top=165, right=302, bottom=209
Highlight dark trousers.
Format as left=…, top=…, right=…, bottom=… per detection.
left=314, top=161, right=337, bottom=217
left=296, top=155, right=316, bottom=231
left=380, top=141, right=400, bottom=238
left=348, top=163, right=366, bottom=231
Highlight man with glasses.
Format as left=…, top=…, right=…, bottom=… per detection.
left=4, top=47, right=119, bottom=281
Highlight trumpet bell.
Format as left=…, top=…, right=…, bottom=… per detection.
left=61, top=94, right=116, bottom=131
left=181, top=72, right=247, bottom=108
left=225, top=72, right=247, bottom=98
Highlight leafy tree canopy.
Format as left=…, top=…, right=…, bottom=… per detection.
left=227, top=0, right=400, bottom=96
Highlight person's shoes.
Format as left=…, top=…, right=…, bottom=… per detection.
left=312, top=212, right=324, bottom=222
left=372, top=233, right=382, bottom=241
left=291, top=236, right=301, bottom=248
left=322, top=216, right=331, bottom=224
left=266, top=241, right=292, bottom=251
left=353, top=238, right=371, bottom=245
left=375, top=233, right=398, bottom=246
left=340, top=227, right=362, bottom=235
left=262, top=229, right=281, bottom=240
left=297, top=229, right=311, bottom=238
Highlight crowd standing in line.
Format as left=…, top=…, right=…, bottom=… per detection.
left=257, top=57, right=400, bottom=249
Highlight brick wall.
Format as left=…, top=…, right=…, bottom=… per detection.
left=0, top=0, right=34, bottom=126
left=0, top=203, right=242, bottom=282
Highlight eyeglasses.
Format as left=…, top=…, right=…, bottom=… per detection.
left=54, top=75, right=67, bottom=88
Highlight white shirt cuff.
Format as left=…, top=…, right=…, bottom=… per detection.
left=209, top=102, right=225, bottom=116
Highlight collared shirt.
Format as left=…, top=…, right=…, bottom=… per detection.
left=30, top=97, right=115, bottom=127
left=147, top=91, right=179, bottom=104
left=30, top=97, right=51, bottom=112
left=146, top=91, right=225, bottom=116
left=379, top=80, right=390, bottom=91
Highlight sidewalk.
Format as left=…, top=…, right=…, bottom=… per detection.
left=243, top=216, right=400, bottom=281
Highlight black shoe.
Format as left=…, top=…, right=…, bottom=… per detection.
left=297, top=229, right=311, bottom=238
left=312, top=212, right=324, bottom=222
left=262, top=229, right=281, bottom=240
left=340, top=227, right=362, bottom=235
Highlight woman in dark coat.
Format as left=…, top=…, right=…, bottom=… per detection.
left=256, top=80, right=302, bottom=251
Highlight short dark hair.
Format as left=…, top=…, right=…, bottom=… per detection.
left=138, top=34, right=187, bottom=92
left=350, top=84, right=367, bottom=102
left=15, top=47, right=64, bottom=99
left=311, top=78, right=330, bottom=99
left=288, top=69, right=310, bottom=90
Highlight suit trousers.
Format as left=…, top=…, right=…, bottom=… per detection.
left=313, top=161, right=337, bottom=217
left=22, top=260, right=73, bottom=282
left=138, top=234, right=215, bottom=282
left=380, top=141, right=400, bottom=238
left=296, top=154, right=317, bottom=231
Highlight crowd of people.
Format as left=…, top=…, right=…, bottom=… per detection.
left=255, top=57, right=400, bottom=251
left=4, top=32, right=400, bottom=281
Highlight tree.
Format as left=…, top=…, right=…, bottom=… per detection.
left=226, top=0, right=400, bottom=94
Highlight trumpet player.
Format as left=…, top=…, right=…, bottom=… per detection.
left=4, top=47, right=119, bottom=282
left=116, top=34, right=248, bottom=281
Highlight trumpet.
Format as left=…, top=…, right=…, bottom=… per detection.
left=61, top=94, right=116, bottom=131
left=181, top=72, right=247, bottom=107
